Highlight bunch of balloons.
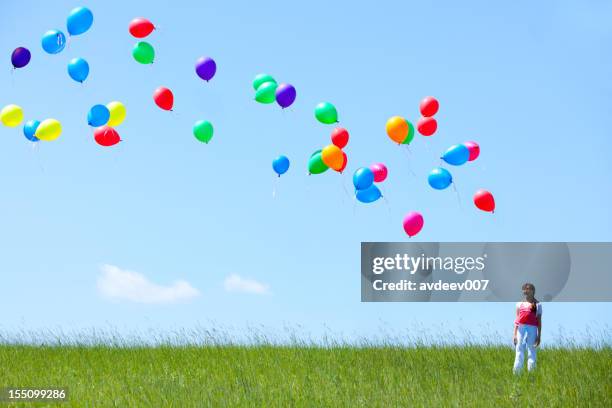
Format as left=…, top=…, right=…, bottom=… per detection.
left=1, top=105, right=62, bottom=143
left=386, top=116, right=415, bottom=145
left=417, top=96, right=438, bottom=137
left=252, top=73, right=296, bottom=109
left=87, top=102, right=126, bottom=146
left=353, top=163, right=387, bottom=204
left=308, top=127, right=349, bottom=175
left=41, top=7, right=94, bottom=56
left=130, top=18, right=156, bottom=64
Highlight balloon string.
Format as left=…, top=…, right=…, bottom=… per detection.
left=381, top=188, right=392, bottom=218
left=402, top=146, right=417, bottom=177
left=272, top=175, right=280, bottom=199
left=452, top=181, right=463, bottom=209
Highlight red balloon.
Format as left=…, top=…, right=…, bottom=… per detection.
left=153, top=87, right=174, bottom=111
left=335, top=151, right=348, bottom=173
left=417, top=117, right=437, bottom=136
left=331, top=127, right=349, bottom=149
left=419, top=96, right=439, bottom=117
left=129, top=18, right=155, bottom=38
left=464, top=141, right=480, bottom=161
left=474, top=189, right=495, bottom=213
left=94, top=126, right=121, bottom=147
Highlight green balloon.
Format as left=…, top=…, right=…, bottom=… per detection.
left=308, top=149, right=329, bottom=175
left=255, top=81, right=278, bottom=104
left=402, top=120, right=415, bottom=144
left=132, top=41, right=155, bottom=64
left=253, top=74, right=277, bottom=91
left=314, top=102, right=338, bottom=124
left=193, top=120, right=214, bottom=144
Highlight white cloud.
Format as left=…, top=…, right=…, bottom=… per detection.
left=97, top=264, right=200, bottom=304
left=224, top=274, right=270, bottom=295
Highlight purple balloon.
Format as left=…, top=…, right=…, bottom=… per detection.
left=195, top=56, right=216, bottom=81
left=11, top=47, right=31, bottom=69
left=275, top=83, right=296, bottom=109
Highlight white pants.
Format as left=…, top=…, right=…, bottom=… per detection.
left=513, top=324, right=538, bottom=374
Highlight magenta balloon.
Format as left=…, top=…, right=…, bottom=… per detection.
left=403, top=212, right=424, bottom=237
left=275, top=83, right=296, bottom=108
left=370, top=163, right=388, bottom=183
left=464, top=141, right=480, bottom=161
left=195, top=56, right=216, bottom=81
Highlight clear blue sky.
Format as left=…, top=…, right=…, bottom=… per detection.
left=1, top=0, right=610, bottom=345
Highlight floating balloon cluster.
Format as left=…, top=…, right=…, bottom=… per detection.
left=352, top=163, right=388, bottom=204
left=252, top=74, right=297, bottom=109
left=130, top=18, right=156, bottom=64
left=308, top=127, right=349, bottom=175
left=417, top=96, right=439, bottom=136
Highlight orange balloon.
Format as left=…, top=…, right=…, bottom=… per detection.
left=322, top=144, right=344, bottom=171
left=386, top=116, right=408, bottom=144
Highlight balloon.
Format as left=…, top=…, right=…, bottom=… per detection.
left=87, top=104, right=110, bottom=127
left=0, top=104, right=24, bottom=127
left=195, top=57, right=216, bottom=81
left=308, top=150, right=329, bottom=175
left=272, top=155, right=290, bottom=176
left=353, top=167, right=374, bottom=190
left=252, top=74, right=276, bottom=91
left=464, top=141, right=480, bottom=161
left=11, top=47, right=31, bottom=69
left=35, top=119, right=62, bottom=141
left=67, top=57, right=89, bottom=83
left=417, top=116, right=437, bottom=136
left=67, top=7, right=94, bottom=36
left=94, top=126, right=121, bottom=147
left=474, top=189, right=495, bottom=213
left=419, top=96, right=439, bottom=117
left=106, top=101, right=126, bottom=127
left=428, top=167, right=452, bottom=190
left=153, top=87, right=173, bottom=111
left=370, top=163, right=388, bottom=183
left=23, top=120, right=40, bottom=142
left=275, top=83, right=296, bottom=109
left=402, top=120, right=415, bottom=144
left=330, top=127, right=349, bottom=149
left=321, top=145, right=344, bottom=171
left=315, top=102, right=338, bottom=124
left=129, top=18, right=155, bottom=38
left=41, top=30, right=66, bottom=54
left=337, top=151, right=348, bottom=173
left=193, top=120, right=213, bottom=143
left=441, top=144, right=470, bottom=166
left=386, top=116, right=408, bottom=144
left=403, top=212, right=424, bottom=237
left=356, top=184, right=382, bottom=203
left=255, top=81, right=277, bottom=104
left=132, top=41, right=155, bottom=64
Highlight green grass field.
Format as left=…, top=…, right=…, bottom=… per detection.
left=1, top=342, right=610, bottom=407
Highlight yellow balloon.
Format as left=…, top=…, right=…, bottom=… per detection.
left=386, top=116, right=408, bottom=144
left=1, top=104, right=24, bottom=128
left=106, top=101, right=126, bottom=127
left=35, top=119, right=62, bottom=141
left=321, top=144, right=344, bottom=171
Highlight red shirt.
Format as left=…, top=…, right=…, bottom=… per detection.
left=515, top=301, right=542, bottom=327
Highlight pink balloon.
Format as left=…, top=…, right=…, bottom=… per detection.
left=370, top=163, right=388, bottom=182
left=464, top=141, right=480, bottom=161
left=403, top=212, right=424, bottom=237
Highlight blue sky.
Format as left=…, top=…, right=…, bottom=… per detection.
left=1, top=0, right=611, bottom=344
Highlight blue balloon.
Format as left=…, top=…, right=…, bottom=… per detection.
left=356, top=184, right=382, bottom=203
left=428, top=167, right=453, bottom=190
left=353, top=167, right=374, bottom=190
left=67, top=58, right=89, bottom=83
left=441, top=144, right=470, bottom=166
left=87, top=104, right=110, bottom=127
left=67, top=7, right=94, bottom=36
left=272, top=155, right=290, bottom=176
left=41, top=30, right=66, bottom=54
left=23, top=120, right=40, bottom=142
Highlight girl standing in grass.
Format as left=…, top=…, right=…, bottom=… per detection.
left=513, top=282, right=542, bottom=374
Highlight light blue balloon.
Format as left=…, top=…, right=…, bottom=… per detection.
left=441, top=144, right=470, bottom=166
left=67, top=7, right=94, bottom=36
left=23, top=120, right=40, bottom=142
left=353, top=167, right=374, bottom=190
left=356, top=184, right=382, bottom=203
left=87, top=104, right=110, bottom=127
left=428, top=167, right=453, bottom=190
left=41, top=30, right=66, bottom=54
left=272, top=155, right=290, bottom=176
left=67, top=58, right=89, bottom=83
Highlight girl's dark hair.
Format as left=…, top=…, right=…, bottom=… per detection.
left=522, top=282, right=539, bottom=312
